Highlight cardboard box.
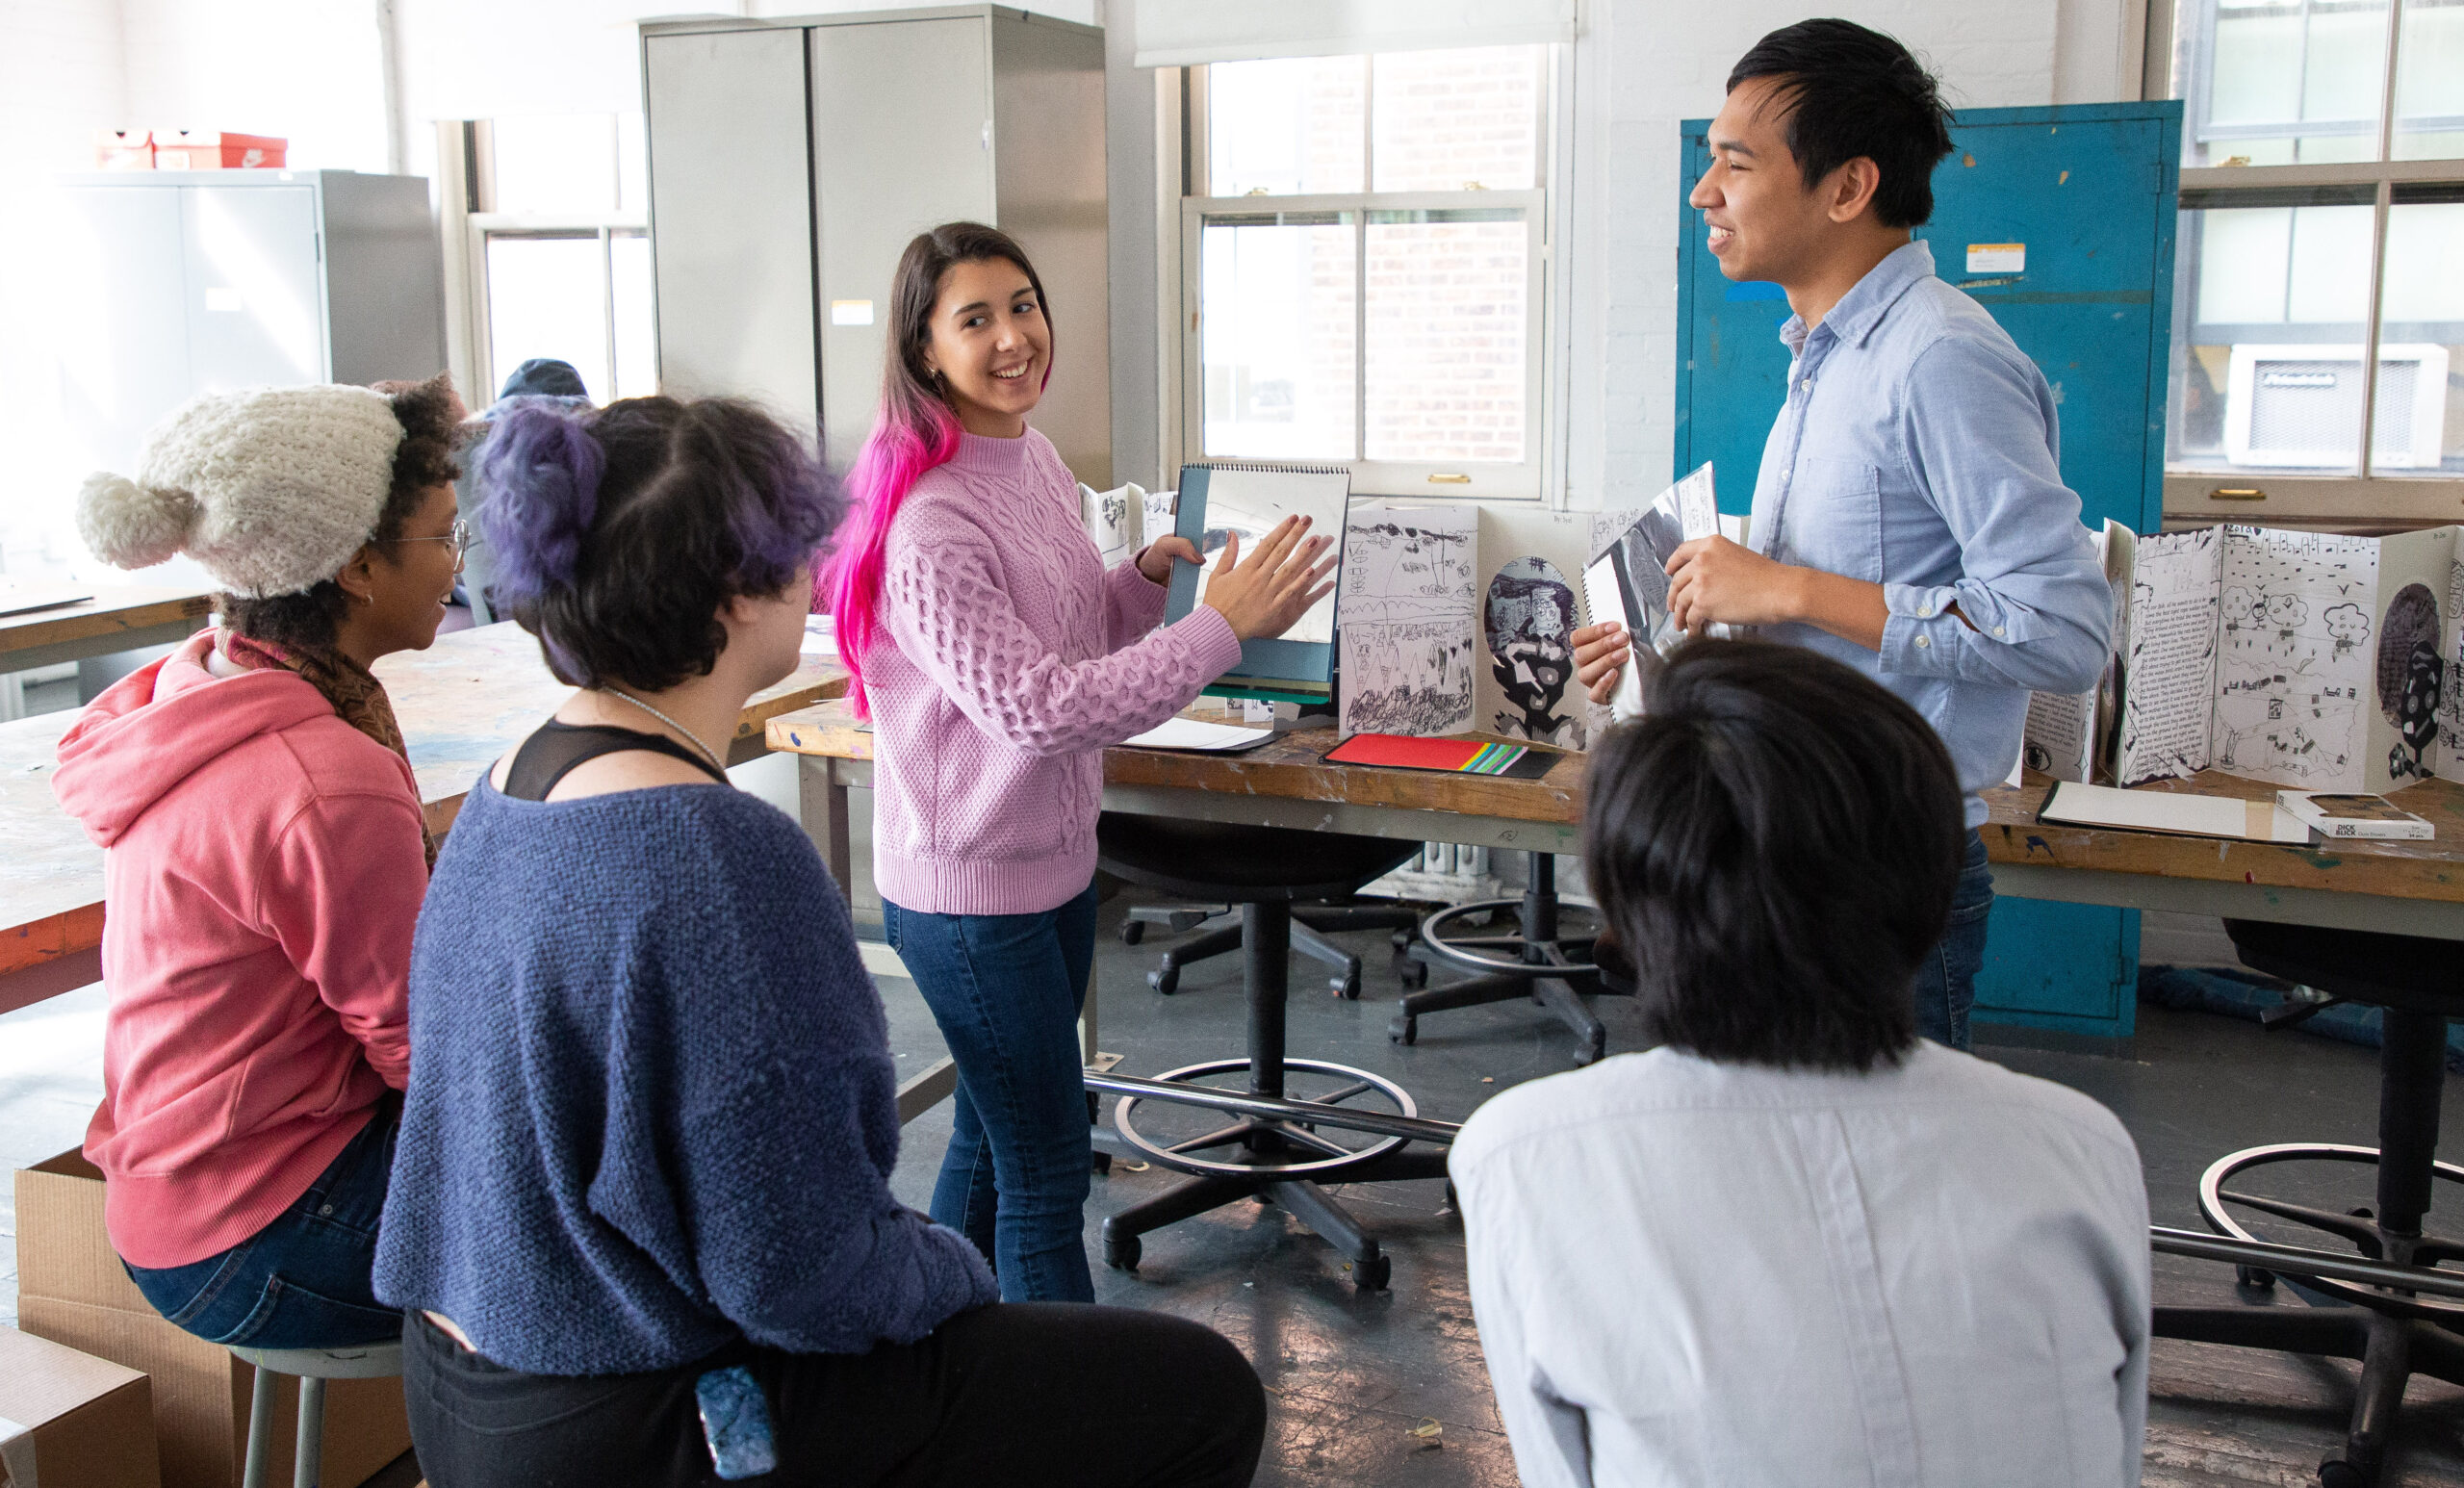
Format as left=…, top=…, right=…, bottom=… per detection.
left=95, top=130, right=154, bottom=169
left=0, top=1323, right=161, bottom=1488
left=152, top=132, right=285, bottom=169
left=13, top=1151, right=408, bottom=1488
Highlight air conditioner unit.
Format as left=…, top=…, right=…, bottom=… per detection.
left=2225, top=343, right=2450, bottom=469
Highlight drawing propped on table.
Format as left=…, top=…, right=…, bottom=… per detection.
left=1338, top=504, right=1477, bottom=737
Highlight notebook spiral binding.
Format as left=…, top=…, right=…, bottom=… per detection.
left=1185, top=461, right=1351, bottom=477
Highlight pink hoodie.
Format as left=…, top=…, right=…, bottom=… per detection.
left=51, top=630, right=427, bottom=1270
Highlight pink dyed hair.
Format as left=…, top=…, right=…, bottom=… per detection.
left=822, top=222, right=1052, bottom=718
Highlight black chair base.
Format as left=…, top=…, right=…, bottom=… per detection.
left=2150, top=919, right=2464, bottom=1488
left=1125, top=901, right=1425, bottom=999
left=1389, top=853, right=1622, bottom=1065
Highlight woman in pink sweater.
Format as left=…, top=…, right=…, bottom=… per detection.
left=828, top=222, right=1331, bottom=1301
left=52, top=376, right=466, bottom=1349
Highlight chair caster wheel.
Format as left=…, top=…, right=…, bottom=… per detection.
left=1121, top=921, right=1146, bottom=945
left=2319, top=1457, right=2372, bottom=1488
left=2237, top=1266, right=2276, bottom=1292
left=1389, top=1014, right=1417, bottom=1045
left=1399, top=958, right=1428, bottom=989
left=1352, top=1253, right=1392, bottom=1291
left=1445, top=1181, right=1459, bottom=1211
left=1333, top=969, right=1361, bottom=1000
left=1105, top=1233, right=1142, bottom=1271
left=1573, top=1031, right=1606, bottom=1065
left=1149, top=965, right=1178, bottom=995
left=1091, top=1151, right=1112, bottom=1175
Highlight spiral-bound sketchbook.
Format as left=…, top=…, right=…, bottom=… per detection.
left=1164, top=463, right=1351, bottom=693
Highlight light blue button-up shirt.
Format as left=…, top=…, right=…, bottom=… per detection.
left=1748, top=241, right=2111, bottom=827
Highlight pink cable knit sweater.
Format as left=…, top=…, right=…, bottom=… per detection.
left=868, top=428, right=1242, bottom=915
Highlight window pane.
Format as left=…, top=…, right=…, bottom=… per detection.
left=486, top=234, right=609, bottom=404
left=1208, top=57, right=1365, bottom=195
left=491, top=115, right=619, bottom=214
left=2394, top=0, right=2464, bottom=159
left=1199, top=218, right=1356, bottom=460
left=1364, top=210, right=1527, bottom=462
left=2368, top=201, right=2464, bottom=471
left=610, top=230, right=656, bottom=400
left=2169, top=202, right=2374, bottom=471
left=2194, top=0, right=2390, bottom=165
left=1371, top=45, right=1543, bottom=192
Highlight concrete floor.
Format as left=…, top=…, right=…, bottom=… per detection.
left=10, top=894, right=2464, bottom=1485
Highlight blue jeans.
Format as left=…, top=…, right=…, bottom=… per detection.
left=122, top=1102, right=402, bottom=1349
left=1912, top=831, right=1993, bottom=1051
left=884, top=882, right=1099, bottom=1304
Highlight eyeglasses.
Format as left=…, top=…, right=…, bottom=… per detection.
left=389, top=519, right=473, bottom=568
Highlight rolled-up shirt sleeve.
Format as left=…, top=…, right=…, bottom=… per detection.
left=1878, top=336, right=2111, bottom=696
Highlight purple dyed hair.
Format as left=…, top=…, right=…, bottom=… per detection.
left=824, top=221, right=1051, bottom=718
left=474, top=396, right=845, bottom=691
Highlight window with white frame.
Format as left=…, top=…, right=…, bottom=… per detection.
left=460, top=115, right=656, bottom=407
left=2164, top=0, right=2464, bottom=510
left=1184, top=46, right=1552, bottom=500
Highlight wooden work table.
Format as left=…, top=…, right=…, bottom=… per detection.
left=0, top=586, right=215, bottom=675
left=0, top=622, right=846, bottom=1013
left=769, top=698, right=2464, bottom=943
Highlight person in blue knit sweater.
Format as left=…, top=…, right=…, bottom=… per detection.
left=373, top=395, right=1265, bottom=1487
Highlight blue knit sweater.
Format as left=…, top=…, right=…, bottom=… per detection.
left=372, top=776, right=997, bottom=1375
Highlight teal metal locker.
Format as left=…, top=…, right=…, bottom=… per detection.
left=1674, top=102, right=2184, bottom=1040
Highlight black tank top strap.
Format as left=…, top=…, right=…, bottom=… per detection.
left=500, top=719, right=730, bottom=802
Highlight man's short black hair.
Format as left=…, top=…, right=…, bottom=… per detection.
left=1727, top=18, right=1956, bottom=229
left=1583, top=638, right=1965, bottom=1071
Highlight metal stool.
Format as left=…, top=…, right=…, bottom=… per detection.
left=227, top=1338, right=403, bottom=1488
left=1388, top=852, right=1623, bottom=1064
left=2152, top=919, right=2464, bottom=1488
left=1095, top=815, right=1451, bottom=1289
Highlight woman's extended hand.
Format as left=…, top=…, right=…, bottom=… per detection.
left=1198, top=515, right=1337, bottom=642
left=1136, top=536, right=1201, bottom=586
left=1571, top=621, right=1631, bottom=706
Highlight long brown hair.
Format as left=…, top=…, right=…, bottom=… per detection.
left=823, top=222, right=1050, bottom=717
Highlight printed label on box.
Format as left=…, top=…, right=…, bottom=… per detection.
left=1966, top=243, right=2025, bottom=274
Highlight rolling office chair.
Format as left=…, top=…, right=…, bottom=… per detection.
left=1121, top=892, right=1426, bottom=999
left=2152, top=919, right=2464, bottom=1488
left=1388, top=851, right=1627, bottom=1064
left=1094, top=814, right=1453, bottom=1289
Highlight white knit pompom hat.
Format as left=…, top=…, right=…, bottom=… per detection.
left=76, top=385, right=406, bottom=599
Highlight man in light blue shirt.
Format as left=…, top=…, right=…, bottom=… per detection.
left=1576, top=19, right=2111, bottom=1048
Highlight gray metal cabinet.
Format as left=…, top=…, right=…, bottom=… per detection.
left=55, top=169, right=447, bottom=485
left=642, top=6, right=1111, bottom=486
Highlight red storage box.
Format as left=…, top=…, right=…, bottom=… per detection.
left=95, top=130, right=154, bottom=169
left=153, top=131, right=286, bottom=169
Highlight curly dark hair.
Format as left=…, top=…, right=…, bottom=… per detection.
left=474, top=395, right=844, bottom=692
left=220, top=372, right=464, bottom=652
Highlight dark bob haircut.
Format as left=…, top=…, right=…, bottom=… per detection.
left=1583, top=638, right=1964, bottom=1072
left=1728, top=18, right=1956, bottom=230
left=222, top=372, right=463, bottom=652
left=474, top=396, right=844, bottom=691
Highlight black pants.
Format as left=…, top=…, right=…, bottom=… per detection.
left=403, top=1304, right=1265, bottom=1488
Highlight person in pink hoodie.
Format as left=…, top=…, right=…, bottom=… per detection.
left=825, top=223, right=1334, bottom=1302
left=52, top=374, right=467, bottom=1349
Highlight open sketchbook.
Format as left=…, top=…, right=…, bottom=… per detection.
left=1581, top=464, right=1721, bottom=717
left=2025, top=521, right=2461, bottom=794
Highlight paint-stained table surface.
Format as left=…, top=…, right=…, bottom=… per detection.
left=772, top=697, right=2464, bottom=936
left=1983, top=769, right=2464, bottom=936
left=0, top=585, right=215, bottom=672
left=768, top=699, right=1588, bottom=829
left=0, top=622, right=847, bottom=1010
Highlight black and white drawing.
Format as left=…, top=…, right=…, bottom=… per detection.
left=1338, top=505, right=1477, bottom=736
left=2212, top=528, right=2375, bottom=783
left=1484, top=555, right=1585, bottom=750
left=1080, top=481, right=1136, bottom=570
left=2379, top=581, right=2442, bottom=781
